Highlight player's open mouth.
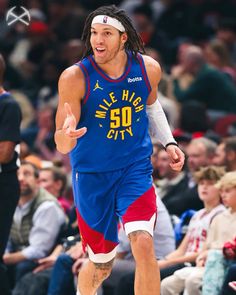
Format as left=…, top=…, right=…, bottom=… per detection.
left=95, top=47, right=106, bottom=54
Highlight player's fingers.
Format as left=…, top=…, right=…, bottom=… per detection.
left=169, top=161, right=184, bottom=171
left=166, top=146, right=179, bottom=161
left=62, top=117, right=76, bottom=132
left=176, top=148, right=185, bottom=161
left=62, top=118, right=70, bottom=131
left=66, top=127, right=87, bottom=138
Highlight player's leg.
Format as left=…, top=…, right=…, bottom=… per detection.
left=129, top=229, right=159, bottom=295
left=73, top=171, right=121, bottom=295
left=118, top=159, right=160, bottom=295
left=78, top=258, right=114, bottom=295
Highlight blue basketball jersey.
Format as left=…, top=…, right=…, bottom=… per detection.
left=70, top=51, right=153, bottom=172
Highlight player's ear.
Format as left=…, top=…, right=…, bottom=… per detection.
left=121, top=32, right=128, bottom=44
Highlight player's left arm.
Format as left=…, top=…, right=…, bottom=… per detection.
left=143, top=55, right=185, bottom=171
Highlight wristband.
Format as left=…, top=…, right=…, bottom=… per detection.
left=165, top=142, right=179, bottom=150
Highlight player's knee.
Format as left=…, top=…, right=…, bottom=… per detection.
left=129, top=231, right=154, bottom=261
left=93, top=258, right=114, bottom=280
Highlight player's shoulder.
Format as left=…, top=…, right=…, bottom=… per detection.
left=59, top=64, right=84, bottom=86
left=141, top=54, right=162, bottom=83
left=142, top=55, right=161, bottom=74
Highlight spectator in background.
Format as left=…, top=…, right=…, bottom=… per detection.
left=9, top=20, right=51, bottom=81
left=204, top=38, right=236, bottom=83
left=172, top=42, right=194, bottom=91
left=161, top=170, right=236, bottom=295
left=0, top=53, right=22, bottom=295
left=157, top=137, right=217, bottom=217
left=11, top=212, right=80, bottom=295
left=154, top=146, right=189, bottom=215
left=37, top=59, right=62, bottom=110
left=187, top=137, right=217, bottom=181
left=172, top=45, right=236, bottom=113
left=216, top=18, right=236, bottom=65
left=59, top=39, right=85, bottom=69
left=213, top=137, right=236, bottom=171
left=39, top=166, right=71, bottom=214
left=47, top=0, right=86, bottom=42
left=178, top=100, right=210, bottom=136
left=119, top=0, right=165, bottom=22
left=3, top=161, right=66, bottom=286
left=151, top=142, right=161, bottom=183
left=21, top=104, right=71, bottom=172
left=144, top=47, right=179, bottom=129
left=131, top=3, right=170, bottom=64
left=21, top=104, right=55, bottom=151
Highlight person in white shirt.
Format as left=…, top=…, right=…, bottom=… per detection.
left=3, top=161, right=67, bottom=283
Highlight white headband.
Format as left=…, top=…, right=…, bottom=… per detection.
left=91, top=15, right=125, bottom=32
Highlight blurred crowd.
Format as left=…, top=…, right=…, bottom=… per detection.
left=1, top=0, right=236, bottom=294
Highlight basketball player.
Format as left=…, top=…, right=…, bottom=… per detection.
left=54, top=5, right=185, bottom=295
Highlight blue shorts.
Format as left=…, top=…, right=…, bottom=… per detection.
left=72, top=158, right=157, bottom=263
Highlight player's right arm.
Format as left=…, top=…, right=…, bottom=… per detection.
left=54, top=65, right=87, bottom=154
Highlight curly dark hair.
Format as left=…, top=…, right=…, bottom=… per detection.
left=81, top=5, right=145, bottom=59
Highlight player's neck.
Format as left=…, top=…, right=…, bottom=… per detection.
left=97, top=50, right=128, bottom=79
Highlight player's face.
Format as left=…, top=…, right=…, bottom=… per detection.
left=90, top=24, right=127, bottom=64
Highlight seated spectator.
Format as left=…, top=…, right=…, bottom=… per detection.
left=171, top=45, right=236, bottom=113
left=157, top=137, right=217, bottom=217
left=115, top=166, right=226, bottom=295
left=3, top=161, right=66, bottom=286
left=154, top=146, right=189, bottom=214
left=216, top=18, right=236, bottom=65
left=12, top=239, right=82, bottom=295
left=151, top=142, right=162, bottom=183
left=204, top=39, right=236, bottom=83
left=11, top=204, right=79, bottom=295
left=39, top=166, right=71, bottom=214
left=178, top=101, right=209, bottom=135
left=213, top=136, right=236, bottom=171
left=161, top=170, right=236, bottom=295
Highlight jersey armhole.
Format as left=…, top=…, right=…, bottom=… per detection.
left=137, top=54, right=152, bottom=94
left=74, top=62, right=90, bottom=104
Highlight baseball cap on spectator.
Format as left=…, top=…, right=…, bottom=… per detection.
left=28, top=21, right=49, bottom=35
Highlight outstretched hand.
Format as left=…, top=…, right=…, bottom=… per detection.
left=165, top=145, right=185, bottom=171
left=62, top=102, right=87, bottom=139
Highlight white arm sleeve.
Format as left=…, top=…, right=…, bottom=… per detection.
left=146, top=99, right=177, bottom=147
